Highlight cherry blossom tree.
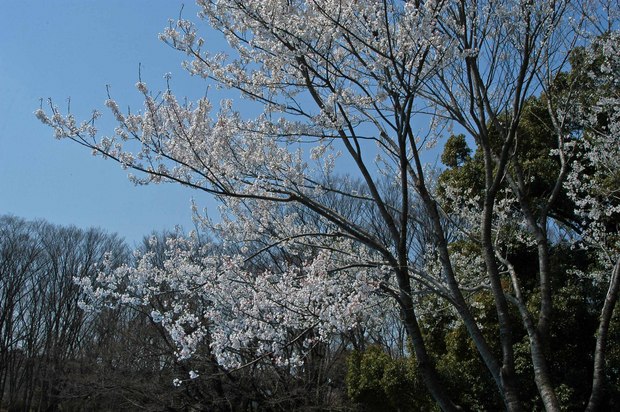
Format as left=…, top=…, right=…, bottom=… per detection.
left=37, top=0, right=620, bottom=410
left=562, top=31, right=620, bottom=411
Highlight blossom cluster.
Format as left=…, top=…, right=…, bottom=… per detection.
left=564, top=32, right=620, bottom=271
left=77, top=233, right=392, bottom=369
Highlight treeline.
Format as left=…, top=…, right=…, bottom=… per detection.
left=0, top=216, right=200, bottom=411
left=0, top=216, right=360, bottom=411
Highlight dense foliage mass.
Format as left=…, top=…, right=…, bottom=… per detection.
left=35, top=0, right=619, bottom=410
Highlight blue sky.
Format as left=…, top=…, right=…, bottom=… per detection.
left=0, top=1, right=225, bottom=245
left=0, top=1, right=448, bottom=246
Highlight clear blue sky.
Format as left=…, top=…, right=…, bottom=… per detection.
left=0, top=1, right=447, bottom=246
left=0, top=1, right=225, bottom=246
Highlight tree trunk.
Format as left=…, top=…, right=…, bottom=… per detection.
left=586, top=257, right=620, bottom=412
left=395, top=269, right=461, bottom=412
left=481, top=201, right=524, bottom=412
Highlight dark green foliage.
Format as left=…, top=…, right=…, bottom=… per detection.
left=347, top=346, right=433, bottom=411
left=408, top=237, right=620, bottom=410
left=424, top=41, right=620, bottom=407
left=441, top=134, right=472, bottom=168
left=438, top=95, right=578, bottom=227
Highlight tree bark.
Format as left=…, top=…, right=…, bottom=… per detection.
left=586, top=257, right=620, bottom=412
left=395, top=269, right=461, bottom=412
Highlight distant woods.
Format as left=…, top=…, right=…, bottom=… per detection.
left=0, top=216, right=355, bottom=411
left=0, top=216, right=193, bottom=411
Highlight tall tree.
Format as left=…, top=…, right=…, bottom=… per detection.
left=0, top=216, right=129, bottom=410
